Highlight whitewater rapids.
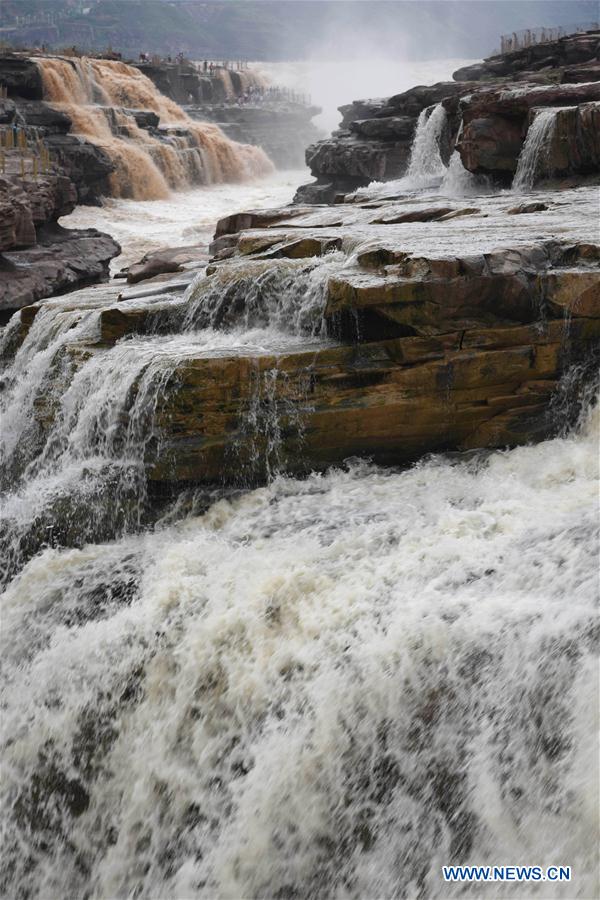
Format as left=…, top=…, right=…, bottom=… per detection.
left=1, top=398, right=598, bottom=898
left=61, top=169, right=307, bottom=269
left=1, top=55, right=599, bottom=897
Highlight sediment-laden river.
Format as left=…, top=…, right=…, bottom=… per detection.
left=1, top=52, right=598, bottom=897
left=61, top=169, right=307, bottom=269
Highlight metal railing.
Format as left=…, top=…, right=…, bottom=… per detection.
left=500, top=22, right=599, bottom=54
left=0, top=123, right=53, bottom=177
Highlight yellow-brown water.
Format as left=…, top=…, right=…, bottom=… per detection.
left=36, top=57, right=274, bottom=199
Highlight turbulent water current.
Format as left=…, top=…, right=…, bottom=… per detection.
left=2, top=394, right=598, bottom=898
left=1, top=127, right=599, bottom=897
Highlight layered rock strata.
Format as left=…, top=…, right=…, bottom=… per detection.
left=0, top=54, right=115, bottom=203
left=457, top=83, right=600, bottom=178
left=296, top=30, right=600, bottom=202
left=7, top=188, right=599, bottom=482
left=0, top=171, right=119, bottom=315
left=187, top=104, right=323, bottom=169
left=453, top=30, right=600, bottom=82
left=0, top=52, right=274, bottom=205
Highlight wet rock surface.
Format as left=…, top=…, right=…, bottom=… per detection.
left=457, top=84, right=600, bottom=178
left=296, top=31, right=600, bottom=203
left=0, top=224, right=119, bottom=314
left=0, top=55, right=115, bottom=204
left=9, top=186, right=599, bottom=482
left=125, top=245, right=206, bottom=284
left=0, top=158, right=119, bottom=314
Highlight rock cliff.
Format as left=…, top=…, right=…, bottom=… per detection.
left=296, top=30, right=600, bottom=202
left=0, top=52, right=274, bottom=205
left=0, top=54, right=114, bottom=204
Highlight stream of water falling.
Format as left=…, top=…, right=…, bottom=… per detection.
left=512, top=107, right=562, bottom=192
left=405, top=104, right=448, bottom=185
left=354, top=103, right=491, bottom=201
left=1, top=399, right=598, bottom=899
left=1, top=91, right=599, bottom=898
left=36, top=57, right=273, bottom=199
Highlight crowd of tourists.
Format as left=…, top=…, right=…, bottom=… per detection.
left=236, top=84, right=310, bottom=106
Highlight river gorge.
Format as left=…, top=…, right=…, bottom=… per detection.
left=0, top=26, right=599, bottom=900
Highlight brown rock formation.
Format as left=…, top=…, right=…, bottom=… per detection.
left=0, top=225, right=120, bottom=314
left=0, top=173, right=119, bottom=314
left=457, top=84, right=600, bottom=178
left=10, top=188, right=598, bottom=484
left=295, top=33, right=600, bottom=203
left=452, top=31, right=600, bottom=83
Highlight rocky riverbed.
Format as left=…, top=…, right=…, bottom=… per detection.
left=1, top=29, right=600, bottom=900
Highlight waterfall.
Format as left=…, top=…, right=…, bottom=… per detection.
left=1, top=399, right=597, bottom=898
left=405, top=103, right=448, bottom=184
left=356, top=103, right=449, bottom=198
left=512, top=107, right=561, bottom=191
left=440, top=151, right=493, bottom=198
left=0, top=251, right=344, bottom=582
left=183, top=254, right=343, bottom=334
left=1, top=122, right=598, bottom=895
left=35, top=57, right=274, bottom=199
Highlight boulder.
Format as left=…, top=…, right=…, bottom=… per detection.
left=214, top=207, right=314, bottom=238
left=126, top=245, right=204, bottom=284
left=371, top=207, right=455, bottom=225
left=349, top=116, right=416, bottom=140
left=293, top=181, right=340, bottom=205
left=0, top=225, right=120, bottom=312
left=507, top=202, right=549, bottom=214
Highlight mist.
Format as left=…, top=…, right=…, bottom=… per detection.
left=251, top=0, right=593, bottom=135
left=255, top=57, right=474, bottom=133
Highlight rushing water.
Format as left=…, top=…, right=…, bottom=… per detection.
left=512, top=108, right=564, bottom=192
left=37, top=57, right=273, bottom=200
left=1, top=78, right=599, bottom=899
left=354, top=106, right=495, bottom=201
left=405, top=104, right=448, bottom=186
left=2, top=401, right=598, bottom=899
left=61, top=170, right=308, bottom=270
